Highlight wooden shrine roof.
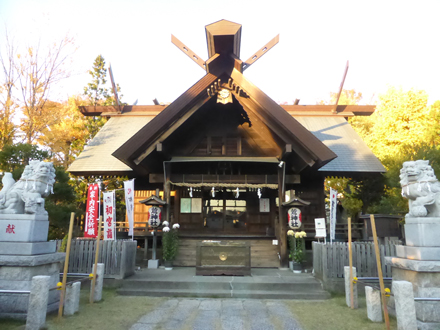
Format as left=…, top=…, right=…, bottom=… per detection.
left=79, top=104, right=376, bottom=117
left=69, top=19, right=383, bottom=177
left=68, top=110, right=384, bottom=176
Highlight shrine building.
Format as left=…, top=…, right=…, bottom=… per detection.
left=68, top=20, right=385, bottom=268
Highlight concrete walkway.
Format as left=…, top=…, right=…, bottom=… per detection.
left=130, top=298, right=303, bottom=330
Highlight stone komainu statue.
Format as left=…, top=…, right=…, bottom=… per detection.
left=400, top=160, right=440, bottom=217
left=0, top=161, right=56, bottom=215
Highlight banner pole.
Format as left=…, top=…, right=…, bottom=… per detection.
left=370, top=214, right=390, bottom=330
left=348, top=216, right=354, bottom=309
left=90, top=215, right=102, bottom=304
left=58, top=212, right=75, bottom=318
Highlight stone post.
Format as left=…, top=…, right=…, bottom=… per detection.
left=344, top=266, right=358, bottom=308
left=26, top=275, right=50, bottom=330
left=365, top=286, right=383, bottom=322
left=393, top=281, right=417, bottom=330
left=92, top=263, right=104, bottom=302
left=64, top=282, right=81, bottom=315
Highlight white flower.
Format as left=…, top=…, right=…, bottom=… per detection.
left=163, top=226, right=170, bottom=232
left=287, top=230, right=294, bottom=236
left=173, top=223, right=180, bottom=229
left=162, top=221, right=169, bottom=227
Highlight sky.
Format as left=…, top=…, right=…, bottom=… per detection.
left=1, top=0, right=439, bottom=106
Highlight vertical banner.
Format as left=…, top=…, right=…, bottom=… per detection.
left=84, top=183, right=99, bottom=238
left=103, top=191, right=116, bottom=241
left=124, top=179, right=135, bottom=237
left=330, top=188, right=337, bottom=242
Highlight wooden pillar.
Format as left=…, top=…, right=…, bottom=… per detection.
left=174, top=187, right=180, bottom=225
left=278, top=165, right=288, bottom=268
left=164, top=162, right=171, bottom=224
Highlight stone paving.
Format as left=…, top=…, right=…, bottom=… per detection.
left=130, top=298, right=302, bottom=330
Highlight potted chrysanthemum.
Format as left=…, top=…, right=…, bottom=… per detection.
left=161, top=221, right=180, bottom=270
left=287, top=230, right=307, bottom=273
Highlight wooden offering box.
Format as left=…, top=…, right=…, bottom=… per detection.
left=196, top=241, right=251, bottom=276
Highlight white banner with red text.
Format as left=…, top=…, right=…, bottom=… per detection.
left=124, top=179, right=135, bottom=236
left=103, top=191, right=116, bottom=241
left=330, top=188, right=337, bottom=241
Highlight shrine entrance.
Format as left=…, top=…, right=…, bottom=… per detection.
left=177, top=185, right=276, bottom=237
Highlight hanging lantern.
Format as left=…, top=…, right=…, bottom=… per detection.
left=148, top=206, right=162, bottom=228
left=287, top=207, right=302, bottom=229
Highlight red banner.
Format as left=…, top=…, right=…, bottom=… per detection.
left=84, top=183, right=99, bottom=238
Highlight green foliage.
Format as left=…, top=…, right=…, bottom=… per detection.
left=59, top=234, right=68, bottom=252
left=0, top=143, right=49, bottom=180
left=162, top=228, right=179, bottom=261
left=46, top=167, right=78, bottom=239
left=349, top=87, right=440, bottom=215
left=83, top=55, right=123, bottom=106
left=319, top=89, right=363, bottom=105
left=291, top=237, right=305, bottom=263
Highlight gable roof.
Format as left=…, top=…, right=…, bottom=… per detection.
left=295, top=116, right=385, bottom=173
left=68, top=116, right=154, bottom=176
left=111, top=70, right=337, bottom=172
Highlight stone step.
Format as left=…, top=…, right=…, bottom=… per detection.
left=120, top=280, right=323, bottom=292
left=117, top=288, right=330, bottom=300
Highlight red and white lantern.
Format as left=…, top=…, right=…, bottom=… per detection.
left=287, top=207, right=302, bottom=229
left=148, top=206, right=162, bottom=228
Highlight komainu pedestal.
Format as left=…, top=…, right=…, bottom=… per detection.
left=0, top=162, right=64, bottom=320
left=386, top=160, right=440, bottom=329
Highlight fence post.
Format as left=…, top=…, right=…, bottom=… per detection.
left=393, top=281, right=417, bottom=330
left=26, top=275, right=50, bottom=330
left=120, top=241, right=127, bottom=279
left=344, top=266, right=358, bottom=308
left=322, top=243, right=328, bottom=282
left=64, top=282, right=81, bottom=315
left=365, top=286, right=383, bottom=322
left=91, top=263, right=105, bottom=302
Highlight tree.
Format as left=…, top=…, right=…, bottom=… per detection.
left=38, top=96, right=89, bottom=168
left=349, top=87, right=440, bottom=215
left=0, top=143, right=49, bottom=180
left=82, top=55, right=125, bottom=143
left=16, top=35, right=75, bottom=143
left=354, top=87, right=432, bottom=160
left=318, top=89, right=363, bottom=105
left=0, top=31, right=18, bottom=148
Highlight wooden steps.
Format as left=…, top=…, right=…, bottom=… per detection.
left=173, top=238, right=279, bottom=268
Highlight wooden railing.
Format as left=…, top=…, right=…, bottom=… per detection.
left=55, top=239, right=137, bottom=279
left=313, top=241, right=401, bottom=280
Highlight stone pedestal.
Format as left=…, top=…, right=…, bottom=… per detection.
left=0, top=253, right=65, bottom=319
left=386, top=217, right=440, bottom=330
left=0, top=214, right=64, bottom=320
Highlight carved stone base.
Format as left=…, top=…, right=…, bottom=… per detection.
left=396, top=245, right=440, bottom=261
left=0, top=241, right=56, bottom=255
left=386, top=257, right=440, bottom=328
left=0, top=252, right=65, bottom=319
left=0, top=216, right=49, bottom=242
left=405, top=217, right=440, bottom=247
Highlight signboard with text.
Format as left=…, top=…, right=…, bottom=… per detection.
left=84, top=183, right=99, bottom=238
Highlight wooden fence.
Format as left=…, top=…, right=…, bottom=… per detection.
left=313, top=241, right=400, bottom=280
left=55, top=239, right=137, bottom=279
